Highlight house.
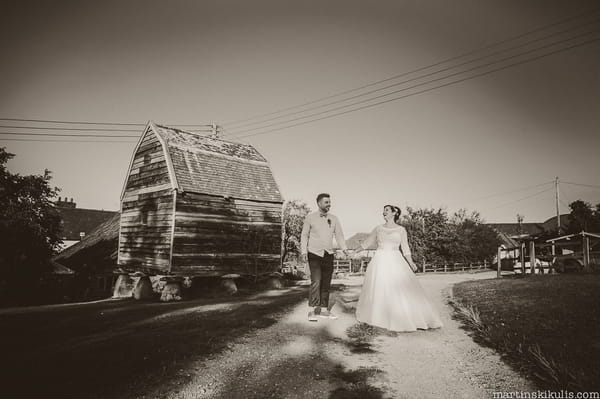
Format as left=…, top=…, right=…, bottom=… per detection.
left=53, top=213, right=120, bottom=299
left=486, top=222, right=545, bottom=241
left=488, top=215, right=571, bottom=269
left=54, top=197, right=118, bottom=250
left=345, top=232, right=377, bottom=259
left=496, top=230, right=519, bottom=250
left=118, top=122, right=284, bottom=277
left=487, top=214, right=570, bottom=242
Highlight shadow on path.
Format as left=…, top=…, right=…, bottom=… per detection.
left=0, top=287, right=307, bottom=398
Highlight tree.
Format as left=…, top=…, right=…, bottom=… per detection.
left=516, top=214, right=524, bottom=236
left=0, top=147, right=62, bottom=297
left=450, top=209, right=500, bottom=263
left=401, top=206, right=500, bottom=267
left=567, top=200, right=600, bottom=233
left=281, top=199, right=311, bottom=262
left=401, top=207, right=456, bottom=265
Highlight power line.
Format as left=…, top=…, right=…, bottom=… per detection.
left=562, top=181, right=600, bottom=190
left=485, top=187, right=555, bottom=211
left=0, top=117, right=144, bottom=126
left=559, top=185, right=573, bottom=205
left=0, top=132, right=140, bottom=138
left=0, top=138, right=137, bottom=143
left=0, top=130, right=214, bottom=139
left=224, top=18, right=600, bottom=134
left=0, top=117, right=214, bottom=128
left=0, top=125, right=213, bottom=133
left=559, top=198, right=571, bottom=210
left=467, top=181, right=554, bottom=203
left=232, top=34, right=600, bottom=139
left=222, top=7, right=600, bottom=129
left=0, top=125, right=142, bottom=133
left=230, top=30, right=600, bottom=138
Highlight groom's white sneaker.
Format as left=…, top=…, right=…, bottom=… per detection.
left=318, top=310, right=338, bottom=320
left=308, top=311, right=318, bottom=322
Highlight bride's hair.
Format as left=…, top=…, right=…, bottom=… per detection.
left=384, top=204, right=402, bottom=223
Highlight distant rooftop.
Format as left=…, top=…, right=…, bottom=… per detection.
left=54, top=197, right=118, bottom=241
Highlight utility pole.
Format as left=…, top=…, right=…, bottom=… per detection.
left=555, top=176, right=560, bottom=232
left=211, top=123, right=221, bottom=138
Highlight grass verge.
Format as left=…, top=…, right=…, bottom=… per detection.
left=451, top=274, right=600, bottom=391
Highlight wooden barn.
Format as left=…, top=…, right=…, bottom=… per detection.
left=118, top=122, right=284, bottom=278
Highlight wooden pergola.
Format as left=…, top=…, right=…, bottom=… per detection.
left=546, top=231, right=600, bottom=272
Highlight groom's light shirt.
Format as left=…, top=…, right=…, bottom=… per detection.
left=300, top=211, right=347, bottom=257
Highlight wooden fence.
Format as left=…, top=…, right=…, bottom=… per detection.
left=333, top=259, right=353, bottom=274
left=422, top=260, right=491, bottom=273
left=332, top=258, right=492, bottom=274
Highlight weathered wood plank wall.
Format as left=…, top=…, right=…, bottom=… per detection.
left=171, top=192, right=282, bottom=276
left=119, top=130, right=174, bottom=273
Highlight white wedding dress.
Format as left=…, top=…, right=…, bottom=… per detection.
left=356, top=225, right=443, bottom=332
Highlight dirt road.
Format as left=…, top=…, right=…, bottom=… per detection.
left=144, top=271, right=535, bottom=399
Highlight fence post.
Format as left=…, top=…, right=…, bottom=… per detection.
left=497, top=247, right=502, bottom=278
left=422, top=261, right=426, bottom=274
left=550, top=243, right=556, bottom=274
left=583, top=235, right=590, bottom=272
left=529, top=241, right=536, bottom=275
left=483, top=259, right=487, bottom=270
left=444, top=262, right=447, bottom=273
left=520, top=242, right=526, bottom=275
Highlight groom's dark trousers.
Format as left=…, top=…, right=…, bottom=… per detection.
left=308, top=252, right=334, bottom=310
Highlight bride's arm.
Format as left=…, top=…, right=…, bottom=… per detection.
left=400, top=227, right=418, bottom=272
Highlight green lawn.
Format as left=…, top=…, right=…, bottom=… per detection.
left=452, top=274, right=600, bottom=392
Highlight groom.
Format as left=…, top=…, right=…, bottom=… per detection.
left=300, top=193, right=349, bottom=322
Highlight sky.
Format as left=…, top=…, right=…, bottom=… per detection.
left=1, top=0, right=599, bottom=237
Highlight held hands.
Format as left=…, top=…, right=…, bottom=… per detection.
left=300, top=250, right=353, bottom=262
left=405, top=255, right=418, bottom=273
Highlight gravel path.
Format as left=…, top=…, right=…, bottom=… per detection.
left=146, top=271, right=535, bottom=399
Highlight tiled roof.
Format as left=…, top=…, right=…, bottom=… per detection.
left=54, top=213, right=120, bottom=269
left=56, top=207, right=118, bottom=241
left=49, top=260, right=75, bottom=275
left=496, top=231, right=520, bottom=249
left=486, top=223, right=544, bottom=237
left=152, top=124, right=283, bottom=203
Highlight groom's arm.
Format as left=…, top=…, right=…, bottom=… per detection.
left=333, top=216, right=348, bottom=252
left=300, top=215, right=311, bottom=260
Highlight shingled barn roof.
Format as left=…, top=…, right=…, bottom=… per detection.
left=148, top=123, right=283, bottom=203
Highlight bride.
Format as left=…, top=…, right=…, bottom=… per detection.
left=354, top=205, right=443, bottom=332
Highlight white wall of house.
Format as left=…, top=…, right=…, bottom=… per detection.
left=56, top=240, right=80, bottom=252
